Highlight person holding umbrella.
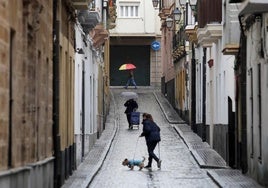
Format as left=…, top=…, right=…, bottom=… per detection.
left=124, top=70, right=137, bottom=89
left=119, top=58, right=137, bottom=89
left=124, top=98, right=138, bottom=129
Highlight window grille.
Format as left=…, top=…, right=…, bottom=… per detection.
left=119, top=3, right=139, bottom=18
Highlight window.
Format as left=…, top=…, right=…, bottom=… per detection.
left=119, top=4, right=139, bottom=18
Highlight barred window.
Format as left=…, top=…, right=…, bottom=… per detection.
left=119, top=4, right=139, bottom=18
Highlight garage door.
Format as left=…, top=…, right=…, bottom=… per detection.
left=110, top=45, right=150, bottom=86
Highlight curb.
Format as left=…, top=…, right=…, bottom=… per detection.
left=153, top=91, right=263, bottom=188
left=62, top=92, right=119, bottom=188
left=153, top=91, right=185, bottom=124
left=85, top=91, right=120, bottom=187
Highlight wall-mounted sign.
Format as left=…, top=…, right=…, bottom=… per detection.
left=151, top=41, right=160, bottom=51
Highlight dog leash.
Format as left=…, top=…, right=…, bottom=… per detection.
left=133, top=137, right=140, bottom=161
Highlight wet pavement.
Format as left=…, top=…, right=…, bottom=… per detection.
left=62, top=88, right=263, bottom=188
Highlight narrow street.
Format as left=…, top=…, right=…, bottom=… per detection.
left=89, top=89, right=217, bottom=188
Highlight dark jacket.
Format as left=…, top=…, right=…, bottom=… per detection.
left=124, top=99, right=138, bottom=114
left=140, top=119, right=161, bottom=143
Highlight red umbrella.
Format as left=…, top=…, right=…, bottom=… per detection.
left=119, top=63, right=136, bottom=70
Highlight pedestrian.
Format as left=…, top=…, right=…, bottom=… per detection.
left=139, top=113, right=161, bottom=169
left=124, top=70, right=137, bottom=89
left=124, top=98, right=138, bottom=129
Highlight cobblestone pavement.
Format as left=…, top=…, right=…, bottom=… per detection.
left=89, top=89, right=217, bottom=188
left=63, top=88, right=263, bottom=188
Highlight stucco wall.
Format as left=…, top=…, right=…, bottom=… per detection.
left=246, top=13, right=268, bottom=186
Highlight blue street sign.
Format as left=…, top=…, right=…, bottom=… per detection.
left=151, top=41, right=160, bottom=51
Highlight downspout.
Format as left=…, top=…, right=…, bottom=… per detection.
left=52, top=0, right=61, bottom=187
left=103, top=4, right=107, bottom=130
left=239, top=30, right=248, bottom=174
left=191, top=42, right=196, bottom=132
left=82, top=61, right=85, bottom=158
left=238, top=15, right=248, bottom=173
left=202, top=47, right=207, bottom=141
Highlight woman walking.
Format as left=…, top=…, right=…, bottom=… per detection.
left=140, top=113, right=161, bottom=169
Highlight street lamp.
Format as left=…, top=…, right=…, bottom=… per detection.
left=166, top=17, right=173, bottom=29
left=173, top=8, right=182, bottom=22
left=189, top=0, right=197, bottom=12
left=166, top=8, right=182, bottom=30
left=152, top=0, right=159, bottom=8
left=179, top=0, right=197, bottom=11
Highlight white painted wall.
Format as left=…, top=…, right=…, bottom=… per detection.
left=195, top=47, right=204, bottom=125
left=109, top=0, right=161, bottom=35
left=74, top=24, right=85, bottom=165
left=203, top=37, right=235, bottom=146
left=74, top=23, right=99, bottom=165
left=245, top=13, right=268, bottom=185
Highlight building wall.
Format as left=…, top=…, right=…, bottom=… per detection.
left=151, top=42, right=162, bottom=87
left=110, top=0, right=161, bottom=88
left=110, top=44, right=151, bottom=86
left=174, top=57, right=189, bottom=121
left=245, top=13, right=268, bottom=186
left=195, top=46, right=206, bottom=140
left=205, top=39, right=235, bottom=160
left=110, top=0, right=160, bottom=35
left=0, top=0, right=54, bottom=187
left=53, top=1, right=76, bottom=186
left=74, top=22, right=109, bottom=168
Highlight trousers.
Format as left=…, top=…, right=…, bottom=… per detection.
left=146, top=141, right=159, bottom=166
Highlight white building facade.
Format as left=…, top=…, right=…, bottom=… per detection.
left=74, top=0, right=109, bottom=166
left=239, top=1, right=268, bottom=185
left=109, top=0, right=162, bottom=88
left=74, top=23, right=99, bottom=165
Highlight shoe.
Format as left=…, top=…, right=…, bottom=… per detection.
left=144, top=165, right=152, bottom=170
left=124, top=86, right=127, bottom=89
left=157, top=160, right=162, bottom=169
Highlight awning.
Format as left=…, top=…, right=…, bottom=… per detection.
left=239, top=0, right=268, bottom=16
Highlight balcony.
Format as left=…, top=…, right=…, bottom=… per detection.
left=77, top=10, right=100, bottom=33
left=71, top=0, right=91, bottom=10
left=239, top=0, right=268, bottom=16
left=222, top=2, right=241, bottom=55
left=173, top=27, right=186, bottom=62
left=198, top=0, right=222, bottom=28
left=159, top=8, right=171, bottom=21
left=92, top=24, right=109, bottom=48
left=197, top=23, right=222, bottom=47
left=196, top=0, right=222, bottom=47
left=185, top=24, right=198, bottom=44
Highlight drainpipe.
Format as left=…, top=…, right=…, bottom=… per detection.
left=82, top=61, right=85, bottom=158
left=202, top=47, right=207, bottom=141
left=52, top=0, right=61, bottom=187
left=238, top=15, right=248, bottom=173
left=240, top=34, right=248, bottom=174
left=191, top=42, right=196, bottom=132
